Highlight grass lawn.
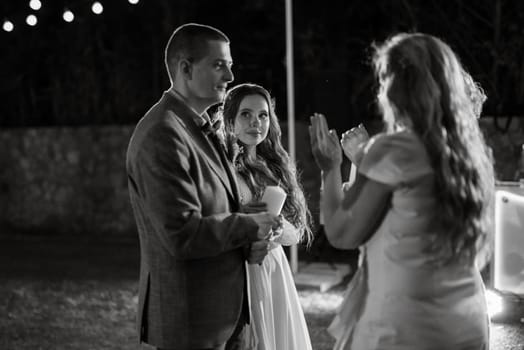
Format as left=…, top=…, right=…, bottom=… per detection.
left=0, top=233, right=522, bottom=349
left=0, top=279, right=339, bottom=350
left=0, top=234, right=340, bottom=349
left=1, top=280, right=137, bottom=350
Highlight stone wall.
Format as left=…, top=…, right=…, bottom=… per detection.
left=0, top=117, right=522, bottom=237
left=0, top=125, right=135, bottom=236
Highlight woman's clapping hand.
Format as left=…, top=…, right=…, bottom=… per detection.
left=340, top=123, right=369, bottom=165
left=309, top=113, right=342, bottom=171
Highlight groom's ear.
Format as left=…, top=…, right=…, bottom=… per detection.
left=179, top=59, right=193, bottom=80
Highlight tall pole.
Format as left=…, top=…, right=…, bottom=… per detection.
left=285, top=0, right=298, bottom=274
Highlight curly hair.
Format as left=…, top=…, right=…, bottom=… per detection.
left=220, top=83, right=313, bottom=245
left=373, top=33, right=495, bottom=265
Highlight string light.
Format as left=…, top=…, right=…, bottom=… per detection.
left=3, top=20, right=14, bottom=32
left=29, top=0, right=42, bottom=11
left=4, top=1, right=144, bottom=32
left=63, top=9, right=74, bottom=23
left=91, top=2, right=103, bottom=15
left=26, top=14, right=37, bottom=26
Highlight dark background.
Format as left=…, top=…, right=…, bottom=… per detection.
left=2, top=0, right=524, bottom=133
left=1, top=4, right=524, bottom=343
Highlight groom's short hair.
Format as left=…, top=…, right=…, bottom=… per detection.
left=164, top=23, right=230, bottom=82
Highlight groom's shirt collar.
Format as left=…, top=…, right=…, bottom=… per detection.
left=166, top=88, right=211, bottom=127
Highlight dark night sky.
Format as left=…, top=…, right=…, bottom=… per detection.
left=2, top=0, right=524, bottom=132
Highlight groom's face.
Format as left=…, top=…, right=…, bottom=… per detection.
left=186, top=40, right=234, bottom=105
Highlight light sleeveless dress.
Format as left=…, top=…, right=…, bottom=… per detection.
left=329, top=130, right=489, bottom=350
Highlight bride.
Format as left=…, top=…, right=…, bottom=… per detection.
left=221, top=83, right=314, bottom=350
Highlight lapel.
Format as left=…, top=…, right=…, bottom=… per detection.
left=162, top=92, right=240, bottom=205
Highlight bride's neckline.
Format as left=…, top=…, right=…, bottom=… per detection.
left=235, top=172, right=252, bottom=204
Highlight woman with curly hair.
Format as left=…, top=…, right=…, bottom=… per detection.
left=221, top=83, right=313, bottom=350
left=310, top=33, right=494, bottom=349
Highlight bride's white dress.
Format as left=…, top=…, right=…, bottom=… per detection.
left=246, top=243, right=312, bottom=350
left=238, top=178, right=312, bottom=350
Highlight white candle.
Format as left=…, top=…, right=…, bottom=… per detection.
left=261, top=186, right=287, bottom=215
left=348, top=163, right=357, bottom=186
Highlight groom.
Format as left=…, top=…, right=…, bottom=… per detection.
left=126, top=23, right=280, bottom=350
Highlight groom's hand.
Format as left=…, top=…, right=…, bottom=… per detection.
left=240, top=201, right=267, bottom=214
left=248, top=212, right=281, bottom=241
left=247, top=240, right=271, bottom=265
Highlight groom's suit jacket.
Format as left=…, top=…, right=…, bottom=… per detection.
left=126, top=91, right=258, bottom=349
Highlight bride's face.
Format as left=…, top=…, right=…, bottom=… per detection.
left=234, top=94, right=270, bottom=147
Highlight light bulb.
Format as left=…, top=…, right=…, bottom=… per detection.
left=29, top=0, right=42, bottom=11
left=3, top=20, right=14, bottom=32
left=128, top=0, right=139, bottom=4
left=91, top=2, right=104, bottom=15
left=63, top=9, right=74, bottom=23
left=26, top=14, right=37, bottom=26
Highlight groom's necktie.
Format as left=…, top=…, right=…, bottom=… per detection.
left=201, top=120, right=225, bottom=151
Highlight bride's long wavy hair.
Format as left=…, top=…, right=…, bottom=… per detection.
left=220, top=83, right=313, bottom=245
left=373, top=33, right=494, bottom=265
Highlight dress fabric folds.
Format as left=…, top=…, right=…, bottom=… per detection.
left=246, top=245, right=312, bottom=350
left=328, top=130, right=490, bottom=350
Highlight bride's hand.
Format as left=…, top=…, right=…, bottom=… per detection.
left=268, top=216, right=284, bottom=241
left=309, top=113, right=342, bottom=171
